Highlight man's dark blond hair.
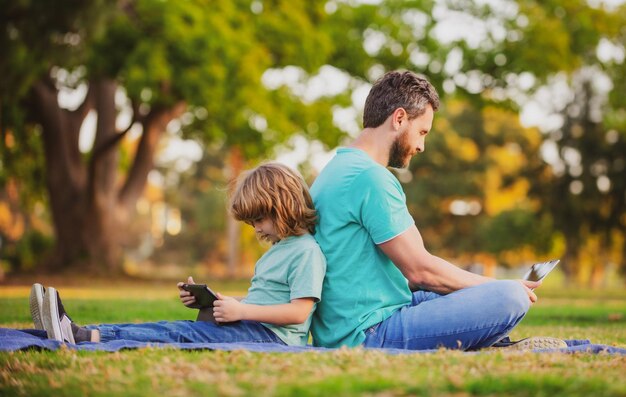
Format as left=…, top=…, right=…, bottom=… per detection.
left=230, top=163, right=316, bottom=238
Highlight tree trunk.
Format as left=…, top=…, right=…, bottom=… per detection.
left=561, top=235, right=579, bottom=286
left=82, top=80, right=123, bottom=273
left=34, top=79, right=90, bottom=271
left=226, top=146, right=244, bottom=278
left=621, top=243, right=626, bottom=285
left=33, top=76, right=186, bottom=274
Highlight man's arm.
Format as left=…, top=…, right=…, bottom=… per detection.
left=378, top=225, right=538, bottom=300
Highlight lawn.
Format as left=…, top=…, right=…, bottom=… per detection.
left=1, top=279, right=625, bottom=397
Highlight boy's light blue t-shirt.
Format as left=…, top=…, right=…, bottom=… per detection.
left=242, top=233, right=326, bottom=346
left=310, top=147, right=414, bottom=348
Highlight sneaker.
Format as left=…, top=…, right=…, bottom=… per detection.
left=491, top=336, right=567, bottom=351
left=42, top=287, right=75, bottom=344
left=29, top=283, right=45, bottom=330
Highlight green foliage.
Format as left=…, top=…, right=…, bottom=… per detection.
left=0, top=124, right=47, bottom=208
left=0, top=0, right=351, bottom=271
left=507, top=1, right=626, bottom=280
left=1, top=0, right=625, bottom=280
left=0, top=0, right=109, bottom=96
left=155, top=147, right=230, bottom=265
left=405, top=100, right=545, bottom=262
left=400, top=0, right=625, bottom=278
left=478, top=209, right=553, bottom=256
left=0, top=230, right=53, bottom=271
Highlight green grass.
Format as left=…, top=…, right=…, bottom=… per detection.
left=1, top=282, right=625, bottom=397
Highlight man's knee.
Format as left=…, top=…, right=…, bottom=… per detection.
left=488, top=280, right=531, bottom=319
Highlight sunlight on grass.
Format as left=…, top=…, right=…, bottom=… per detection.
left=1, top=348, right=625, bottom=396
left=0, top=283, right=249, bottom=300
left=1, top=283, right=625, bottom=396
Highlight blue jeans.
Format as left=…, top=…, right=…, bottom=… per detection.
left=363, top=280, right=530, bottom=350
left=88, top=320, right=285, bottom=345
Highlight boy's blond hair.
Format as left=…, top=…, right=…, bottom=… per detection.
left=230, top=163, right=316, bottom=238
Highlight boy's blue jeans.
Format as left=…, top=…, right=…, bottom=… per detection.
left=363, top=280, right=531, bottom=350
left=88, top=320, right=285, bottom=345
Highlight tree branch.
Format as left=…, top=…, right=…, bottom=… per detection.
left=86, top=85, right=137, bottom=205
left=71, top=83, right=96, bottom=123
left=117, top=101, right=186, bottom=212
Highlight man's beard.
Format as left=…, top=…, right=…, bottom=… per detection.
left=388, top=131, right=412, bottom=168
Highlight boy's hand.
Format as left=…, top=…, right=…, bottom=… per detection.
left=176, top=276, right=196, bottom=307
left=213, top=293, right=245, bottom=322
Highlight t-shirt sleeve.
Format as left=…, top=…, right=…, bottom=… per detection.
left=287, top=246, right=327, bottom=302
left=354, top=166, right=415, bottom=244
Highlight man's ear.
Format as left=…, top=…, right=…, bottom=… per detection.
left=391, top=108, right=407, bottom=130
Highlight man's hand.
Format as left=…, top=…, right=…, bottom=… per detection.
left=177, top=276, right=196, bottom=307
left=213, top=293, right=245, bottom=322
left=518, top=279, right=541, bottom=303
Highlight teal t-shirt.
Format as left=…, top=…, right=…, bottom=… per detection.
left=310, top=147, right=414, bottom=347
left=242, top=233, right=326, bottom=346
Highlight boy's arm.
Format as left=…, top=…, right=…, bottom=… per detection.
left=213, top=294, right=315, bottom=325
left=177, top=276, right=245, bottom=307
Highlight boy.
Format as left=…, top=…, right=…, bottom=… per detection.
left=31, top=163, right=326, bottom=346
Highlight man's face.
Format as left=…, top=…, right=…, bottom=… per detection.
left=388, top=105, right=434, bottom=169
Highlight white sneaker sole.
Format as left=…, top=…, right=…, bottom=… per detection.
left=42, top=287, right=75, bottom=344
left=500, top=336, right=567, bottom=351
left=29, top=283, right=45, bottom=330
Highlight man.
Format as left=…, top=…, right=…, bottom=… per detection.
left=310, top=70, right=562, bottom=350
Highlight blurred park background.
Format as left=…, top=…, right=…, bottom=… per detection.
left=1, top=0, right=625, bottom=288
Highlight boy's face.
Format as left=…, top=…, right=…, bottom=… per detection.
left=252, top=217, right=280, bottom=243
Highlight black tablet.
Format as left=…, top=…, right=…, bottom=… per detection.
left=182, top=283, right=219, bottom=309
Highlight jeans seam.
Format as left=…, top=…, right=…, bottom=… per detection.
left=170, top=331, right=278, bottom=344
left=383, top=318, right=522, bottom=343
left=93, top=322, right=288, bottom=345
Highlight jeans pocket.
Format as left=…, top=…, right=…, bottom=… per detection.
left=365, top=323, right=379, bottom=336
left=363, top=323, right=381, bottom=348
